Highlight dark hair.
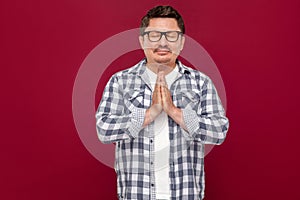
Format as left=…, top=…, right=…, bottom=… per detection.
left=140, top=5, right=185, bottom=35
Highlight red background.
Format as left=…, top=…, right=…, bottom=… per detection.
left=1, top=0, right=300, bottom=199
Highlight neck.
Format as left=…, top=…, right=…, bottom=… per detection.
left=146, top=61, right=176, bottom=75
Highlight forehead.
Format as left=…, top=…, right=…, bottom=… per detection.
left=146, top=18, right=180, bottom=31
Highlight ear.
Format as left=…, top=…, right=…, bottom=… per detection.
left=139, top=36, right=145, bottom=49
left=180, top=35, right=185, bottom=51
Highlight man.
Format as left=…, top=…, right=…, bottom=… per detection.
left=96, top=5, right=229, bottom=200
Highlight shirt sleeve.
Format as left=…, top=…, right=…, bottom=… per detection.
left=182, top=77, right=229, bottom=144
left=95, top=75, right=146, bottom=144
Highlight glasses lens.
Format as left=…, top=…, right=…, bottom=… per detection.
left=166, top=32, right=179, bottom=42
left=148, top=31, right=161, bottom=42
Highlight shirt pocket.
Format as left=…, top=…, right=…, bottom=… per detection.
left=123, top=89, right=145, bottom=109
left=173, top=89, right=200, bottom=109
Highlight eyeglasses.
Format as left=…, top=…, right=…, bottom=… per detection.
left=142, top=31, right=183, bottom=42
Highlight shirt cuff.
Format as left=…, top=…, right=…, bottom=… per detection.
left=128, top=107, right=146, bottom=138
left=182, top=108, right=199, bottom=140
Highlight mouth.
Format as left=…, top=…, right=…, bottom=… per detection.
left=154, top=48, right=171, bottom=55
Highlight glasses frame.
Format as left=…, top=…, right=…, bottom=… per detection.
left=142, top=31, right=183, bottom=42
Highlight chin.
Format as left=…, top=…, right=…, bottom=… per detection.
left=154, top=59, right=172, bottom=64
left=153, top=56, right=172, bottom=63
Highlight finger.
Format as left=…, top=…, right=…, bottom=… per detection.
left=161, top=85, right=168, bottom=100
left=161, top=87, right=170, bottom=111
left=155, top=73, right=162, bottom=84
left=157, top=70, right=164, bottom=76
left=154, top=84, right=162, bottom=98
left=161, top=73, right=167, bottom=86
left=157, top=74, right=167, bottom=88
left=157, top=72, right=164, bottom=82
left=154, top=83, right=160, bottom=91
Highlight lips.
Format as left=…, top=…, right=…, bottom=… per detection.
left=155, top=48, right=170, bottom=52
left=154, top=48, right=171, bottom=55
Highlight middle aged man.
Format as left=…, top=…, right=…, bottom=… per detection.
left=96, top=5, right=229, bottom=200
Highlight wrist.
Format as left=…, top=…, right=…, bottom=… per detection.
left=166, top=105, right=178, bottom=117
left=149, top=104, right=162, bottom=119
left=167, top=107, right=187, bottom=129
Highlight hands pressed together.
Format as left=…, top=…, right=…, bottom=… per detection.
left=144, top=70, right=187, bottom=129
left=149, top=71, right=175, bottom=121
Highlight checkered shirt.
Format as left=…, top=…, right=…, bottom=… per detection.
left=96, top=59, right=229, bottom=200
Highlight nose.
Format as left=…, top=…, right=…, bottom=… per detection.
left=158, top=34, right=168, bottom=46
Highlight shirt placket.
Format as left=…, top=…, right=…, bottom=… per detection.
left=148, top=122, right=156, bottom=200
left=138, top=71, right=156, bottom=199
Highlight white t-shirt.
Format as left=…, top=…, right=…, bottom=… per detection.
left=146, top=65, right=179, bottom=200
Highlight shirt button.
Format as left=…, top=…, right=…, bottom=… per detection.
left=150, top=139, right=153, bottom=143
left=151, top=183, right=154, bottom=187
left=150, top=161, right=153, bottom=165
